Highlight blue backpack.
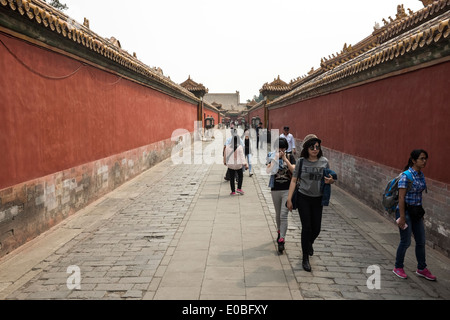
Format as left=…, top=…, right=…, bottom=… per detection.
left=382, top=170, right=413, bottom=213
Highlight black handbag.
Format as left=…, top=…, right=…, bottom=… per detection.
left=287, top=158, right=303, bottom=210
left=407, top=204, right=425, bottom=221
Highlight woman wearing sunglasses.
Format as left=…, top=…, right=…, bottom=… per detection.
left=287, top=134, right=336, bottom=272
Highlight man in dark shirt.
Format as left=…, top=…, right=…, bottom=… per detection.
left=256, top=122, right=262, bottom=149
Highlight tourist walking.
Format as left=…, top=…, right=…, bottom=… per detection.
left=280, top=126, right=296, bottom=157
left=393, top=149, right=436, bottom=281
left=286, top=134, right=336, bottom=271
left=224, top=135, right=248, bottom=195
left=243, top=128, right=253, bottom=177
left=266, top=137, right=296, bottom=254
left=256, top=122, right=262, bottom=149
left=223, top=129, right=244, bottom=181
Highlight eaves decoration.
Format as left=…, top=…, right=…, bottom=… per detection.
left=274, top=0, right=450, bottom=106
left=0, top=0, right=198, bottom=103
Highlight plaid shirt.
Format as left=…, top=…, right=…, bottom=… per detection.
left=398, top=167, right=427, bottom=206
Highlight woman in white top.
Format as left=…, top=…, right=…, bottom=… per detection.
left=224, top=135, right=248, bottom=195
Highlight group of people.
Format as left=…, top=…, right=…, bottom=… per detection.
left=223, top=125, right=295, bottom=194
left=224, top=124, right=436, bottom=280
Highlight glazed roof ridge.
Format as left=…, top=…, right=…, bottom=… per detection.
left=377, top=0, right=450, bottom=43
left=0, top=0, right=197, bottom=100
left=320, top=0, right=449, bottom=72
left=290, top=67, right=324, bottom=89
left=246, top=100, right=257, bottom=107
left=246, top=99, right=266, bottom=112
left=271, top=10, right=450, bottom=105
left=180, top=76, right=208, bottom=93
left=291, top=2, right=449, bottom=87
left=320, top=35, right=378, bottom=71
left=260, top=75, right=291, bottom=92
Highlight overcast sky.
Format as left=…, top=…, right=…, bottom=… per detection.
left=62, top=0, right=425, bottom=102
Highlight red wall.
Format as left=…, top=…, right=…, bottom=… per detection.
left=0, top=33, right=197, bottom=189
left=269, top=61, right=450, bottom=184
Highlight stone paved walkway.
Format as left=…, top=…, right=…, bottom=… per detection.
left=1, top=138, right=449, bottom=301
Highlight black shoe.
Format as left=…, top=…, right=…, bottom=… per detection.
left=302, top=256, right=311, bottom=272
left=309, top=243, right=314, bottom=256
left=278, top=238, right=285, bottom=254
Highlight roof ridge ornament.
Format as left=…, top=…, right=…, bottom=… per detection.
left=395, top=4, right=408, bottom=20
left=108, top=36, right=121, bottom=48
left=83, top=17, right=89, bottom=29
left=180, top=76, right=209, bottom=98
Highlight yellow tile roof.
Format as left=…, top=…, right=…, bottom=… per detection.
left=1, top=0, right=198, bottom=101
left=273, top=1, right=450, bottom=105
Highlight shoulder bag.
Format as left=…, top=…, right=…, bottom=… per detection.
left=287, top=158, right=303, bottom=210
left=406, top=204, right=425, bottom=221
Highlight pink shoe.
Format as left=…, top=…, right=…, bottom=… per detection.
left=236, top=189, right=245, bottom=195
left=393, top=268, right=408, bottom=279
left=230, top=192, right=236, bottom=195
left=277, top=237, right=285, bottom=253
left=416, top=268, right=437, bottom=281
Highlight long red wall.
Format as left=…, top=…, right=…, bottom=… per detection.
left=0, top=32, right=198, bottom=257
left=269, top=61, right=450, bottom=184
left=0, top=33, right=197, bottom=190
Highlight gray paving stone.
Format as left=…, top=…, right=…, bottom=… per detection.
left=1, top=138, right=449, bottom=301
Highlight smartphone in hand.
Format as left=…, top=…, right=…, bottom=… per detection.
left=396, top=218, right=408, bottom=230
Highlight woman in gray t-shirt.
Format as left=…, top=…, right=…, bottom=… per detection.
left=287, top=134, right=335, bottom=272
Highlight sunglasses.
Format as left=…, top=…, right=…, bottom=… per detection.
left=309, top=145, right=321, bottom=151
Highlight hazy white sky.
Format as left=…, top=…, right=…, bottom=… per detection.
left=62, top=0, right=425, bottom=102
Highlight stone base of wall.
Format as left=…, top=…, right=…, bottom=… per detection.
left=325, top=147, right=450, bottom=258
left=0, top=137, right=181, bottom=258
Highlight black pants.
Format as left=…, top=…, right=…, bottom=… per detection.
left=228, top=168, right=243, bottom=192
left=297, top=193, right=323, bottom=255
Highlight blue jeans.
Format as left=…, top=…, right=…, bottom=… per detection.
left=394, top=210, right=427, bottom=270
left=245, top=153, right=252, bottom=174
